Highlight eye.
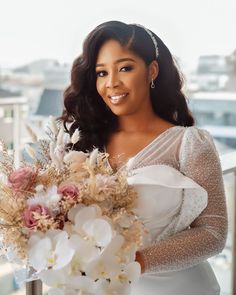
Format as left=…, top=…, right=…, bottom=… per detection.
left=96, top=70, right=107, bottom=77
left=120, top=66, right=133, bottom=72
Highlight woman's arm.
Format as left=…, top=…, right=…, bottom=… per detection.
left=137, top=127, right=228, bottom=273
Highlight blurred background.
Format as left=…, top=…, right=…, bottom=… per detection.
left=0, top=0, right=235, bottom=294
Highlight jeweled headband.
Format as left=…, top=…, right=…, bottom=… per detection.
left=132, top=24, right=159, bottom=59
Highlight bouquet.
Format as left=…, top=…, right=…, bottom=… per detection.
left=0, top=117, right=146, bottom=295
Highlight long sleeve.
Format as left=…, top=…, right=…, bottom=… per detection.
left=139, top=126, right=228, bottom=274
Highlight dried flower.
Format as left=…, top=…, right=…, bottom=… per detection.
left=8, top=167, right=37, bottom=193
left=64, top=151, right=87, bottom=172
left=22, top=204, right=51, bottom=229
left=89, top=148, right=98, bottom=168
left=58, top=184, right=80, bottom=200
left=56, top=126, right=65, bottom=146
left=48, top=116, right=58, bottom=136
left=25, top=144, right=36, bottom=159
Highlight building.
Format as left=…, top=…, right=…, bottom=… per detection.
left=189, top=91, right=236, bottom=149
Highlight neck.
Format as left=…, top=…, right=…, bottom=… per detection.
left=117, top=109, right=160, bottom=133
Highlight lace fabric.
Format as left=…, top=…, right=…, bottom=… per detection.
left=124, top=126, right=228, bottom=273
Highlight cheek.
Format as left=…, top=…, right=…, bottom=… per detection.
left=96, top=79, right=102, bottom=95
left=129, top=72, right=148, bottom=93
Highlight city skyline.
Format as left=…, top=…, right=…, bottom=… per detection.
left=0, top=0, right=236, bottom=71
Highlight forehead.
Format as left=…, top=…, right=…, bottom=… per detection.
left=96, top=39, right=139, bottom=63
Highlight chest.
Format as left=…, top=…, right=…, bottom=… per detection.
left=105, top=132, right=163, bottom=171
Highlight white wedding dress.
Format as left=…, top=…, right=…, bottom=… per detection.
left=108, top=126, right=228, bottom=295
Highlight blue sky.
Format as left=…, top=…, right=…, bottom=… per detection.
left=0, top=0, right=235, bottom=70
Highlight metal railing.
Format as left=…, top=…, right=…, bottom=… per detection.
left=24, top=151, right=236, bottom=295
left=0, top=96, right=28, bottom=166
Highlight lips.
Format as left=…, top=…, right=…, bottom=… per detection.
left=108, top=93, right=128, bottom=105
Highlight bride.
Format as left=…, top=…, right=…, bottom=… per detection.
left=61, top=20, right=228, bottom=294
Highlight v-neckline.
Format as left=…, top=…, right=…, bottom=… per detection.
left=105, top=125, right=182, bottom=172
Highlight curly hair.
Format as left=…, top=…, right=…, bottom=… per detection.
left=61, top=20, right=194, bottom=152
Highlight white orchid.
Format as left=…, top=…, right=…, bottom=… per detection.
left=71, top=205, right=113, bottom=248
left=69, top=234, right=99, bottom=273
left=95, top=278, right=131, bottom=295
left=94, top=262, right=140, bottom=295
left=85, top=235, right=124, bottom=280
left=28, top=230, right=75, bottom=272
left=39, top=267, right=96, bottom=295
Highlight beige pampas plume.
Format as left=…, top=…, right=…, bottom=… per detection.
left=89, top=148, right=99, bottom=168
left=25, top=125, right=38, bottom=143
left=71, top=129, right=80, bottom=145
left=48, top=115, right=59, bottom=136
left=25, top=144, right=36, bottom=159
left=57, top=126, right=65, bottom=145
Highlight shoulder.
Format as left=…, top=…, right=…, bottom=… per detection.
left=178, top=126, right=218, bottom=164
left=180, top=126, right=214, bottom=145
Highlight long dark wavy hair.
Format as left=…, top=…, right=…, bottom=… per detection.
left=61, top=20, right=194, bottom=152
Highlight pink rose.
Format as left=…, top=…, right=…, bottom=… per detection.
left=58, top=184, right=79, bottom=200
left=8, top=167, right=37, bottom=192
left=22, top=205, right=51, bottom=229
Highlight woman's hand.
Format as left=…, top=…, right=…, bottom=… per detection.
left=135, top=251, right=145, bottom=273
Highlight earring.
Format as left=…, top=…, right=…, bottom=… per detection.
left=151, top=78, right=155, bottom=89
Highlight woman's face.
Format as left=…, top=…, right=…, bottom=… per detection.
left=95, top=39, right=157, bottom=117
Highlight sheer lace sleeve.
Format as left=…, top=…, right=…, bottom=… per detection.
left=139, top=126, right=228, bottom=273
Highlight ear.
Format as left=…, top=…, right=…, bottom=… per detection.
left=148, top=60, right=159, bottom=82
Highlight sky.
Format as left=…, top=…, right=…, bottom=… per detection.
left=0, top=0, right=236, bottom=71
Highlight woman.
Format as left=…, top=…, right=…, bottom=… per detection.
left=61, top=21, right=228, bottom=295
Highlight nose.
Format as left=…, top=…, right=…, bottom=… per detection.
left=106, top=72, right=120, bottom=88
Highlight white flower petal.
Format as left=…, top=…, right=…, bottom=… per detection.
left=48, top=288, right=65, bottom=295
left=94, top=279, right=109, bottom=295
left=52, top=231, right=68, bottom=244
left=124, top=261, right=141, bottom=283
left=74, top=206, right=98, bottom=228
left=102, top=235, right=124, bottom=257
left=68, top=204, right=85, bottom=222
left=39, top=268, right=67, bottom=286
left=83, top=218, right=112, bottom=247
left=29, top=237, right=52, bottom=271
left=54, top=238, right=75, bottom=270
left=28, top=233, right=44, bottom=248
left=67, top=275, right=96, bottom=293
left=70, top=234, right=99, bottom=262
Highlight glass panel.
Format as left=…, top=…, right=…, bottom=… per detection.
left=209, top=173, right=235, bottom=295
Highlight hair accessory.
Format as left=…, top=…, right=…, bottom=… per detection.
left=133, top=24, right=159, bottom=59
left=151, top=78, right=155, bottom=89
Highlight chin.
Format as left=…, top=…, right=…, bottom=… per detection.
left=109, top=107, right=135, bottom=117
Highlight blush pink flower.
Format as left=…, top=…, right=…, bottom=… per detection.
left=8, top=167, right=37, bottom=193
left=22, top=205, right=51, bottom=229
left=58, top=184, right=80, bottom=200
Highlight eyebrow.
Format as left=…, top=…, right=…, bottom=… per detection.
left=96, top=58, right=136, bottom=68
